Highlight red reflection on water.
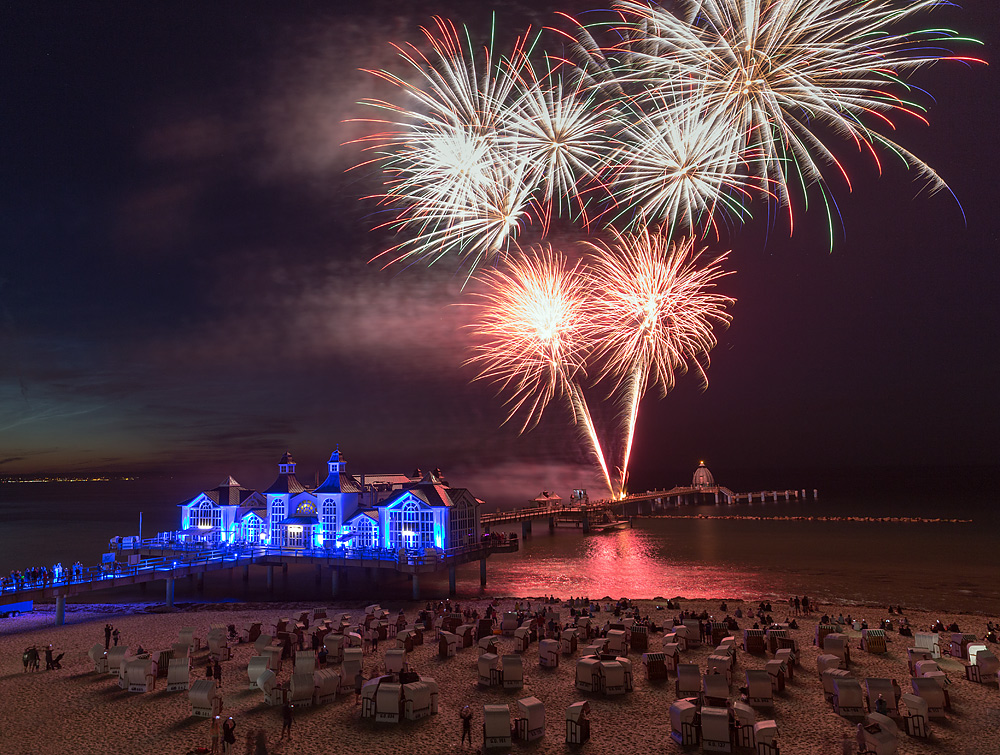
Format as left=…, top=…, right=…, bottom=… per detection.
left=488, top=529, right=774, bottom=600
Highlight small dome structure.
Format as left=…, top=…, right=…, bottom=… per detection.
left=692, top=461, right=715, bottom=489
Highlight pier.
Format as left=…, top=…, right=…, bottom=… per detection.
left=0, top=538, right=518, bottom=625
left=482, top=479, right=817, bottom=537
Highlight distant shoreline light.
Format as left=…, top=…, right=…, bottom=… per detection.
left=0, top=476, right=138, bottom=484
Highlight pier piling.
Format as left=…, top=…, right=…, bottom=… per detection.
left=330, top=566, right=340, bottom=597
left=480, top=558, right=487, bottom=587
left=55, top=594, right=65, bottom=626
left=411, top=573, right=420, bottom=600
left=448, top=564, right=457, bottom=596
left=242, top=564, right=249, bottom=582
left=266, top=566, right=274, bottom=591
left=165, top=577, right=174, bottom=608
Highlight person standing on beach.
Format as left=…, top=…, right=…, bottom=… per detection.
left=112, top=627, right=120, bottom=646
left=355, top=670, right=364, bottom=705
left=104, top=624, right=112, bottom=649
left=460, top=705, right=473, bottom=746
left=222, top=716, right=236, bottom=755
left=279, top=701, right=293, bottom=741
left=214, top=659, right=222, bottom=688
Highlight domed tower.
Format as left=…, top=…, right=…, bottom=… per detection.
left=264, top=452, right=307, bottom=544
left=314, top=446, right=363, bottom=546
left=692, top=461, right=715, bottom=489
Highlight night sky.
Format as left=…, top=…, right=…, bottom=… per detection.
left=2, top=1, right=997, bottom=504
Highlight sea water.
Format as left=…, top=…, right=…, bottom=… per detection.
left=1, top=479, right=996, bottom=615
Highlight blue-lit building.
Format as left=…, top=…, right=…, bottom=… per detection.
left=176, top=452, right=480, bottom=552
left=342, top=469, right=481, bottom=551
left=178, top=476, right=266, bottom=545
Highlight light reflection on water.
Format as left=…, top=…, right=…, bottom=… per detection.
left=474, top=511, right=1000, bottom=615
left=483, top=527, right=766, bottom=602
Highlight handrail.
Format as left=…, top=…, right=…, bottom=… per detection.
left=1, top=535, right=519, bottom=598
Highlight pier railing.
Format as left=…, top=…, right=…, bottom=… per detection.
left=1, top=536, right=518, bottom=597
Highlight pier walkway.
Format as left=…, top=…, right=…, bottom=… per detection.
left=481, top=485, right=816, bottom=535
left=0, top=538, right=518, bottom=625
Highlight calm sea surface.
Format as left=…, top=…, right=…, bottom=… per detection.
left=1, top=479, right=997, bottom=615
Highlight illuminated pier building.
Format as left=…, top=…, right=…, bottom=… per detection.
left=178, top=449, right=481, bottom=552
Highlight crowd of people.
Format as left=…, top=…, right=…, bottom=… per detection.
left=3, top=561, right=88, bottom=591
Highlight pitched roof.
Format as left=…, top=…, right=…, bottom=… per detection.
left=314, top=472, right=364, bottom=495
left=263, top=473, right=307, bottom=495
left=180, top=479, right=259, bottom=508
left=382, top=481, right=462, bottom=509
left=344, top=508, right=379, bottom=524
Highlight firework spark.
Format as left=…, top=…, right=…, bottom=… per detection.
left=502, top=53, right=614, bottom=227
left=604, top=89, right=761, bottom=234
left=465, top=247, right=615, bottom=495
left=605, top=0, right=984, bottom=214
left=355, top=17, right=542, bottom=272
left=583, top=230, right=734, bottom=492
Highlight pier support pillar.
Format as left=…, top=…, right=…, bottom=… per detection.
left=412, top=573, right=420, bottom=601
left=242, top=564, right=249, bottom=582
left=139, top=581, right=147, bottom=594
left=548, top=516, right=555, bottom=533
left=480, top=558, right=487, bottom=587
left=282, top=563, right=288, bottom=575
left=55, top=594, right=66, bottom=626
left=165, top=577, right=175, bottom=608
left=582, top=512, right=590, bottom=534
left=197, top=572, right=205, bottom=592
left=331, top=567, right=340, bottom=597
left=266, top=566, right=274, bottom=591
left=315, top=564, right=323, bottom=585
left=448, top=565, right=457, bottom=596
left=521, top=520, right=529, bottom=538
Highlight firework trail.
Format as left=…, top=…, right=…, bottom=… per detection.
left=465, top=247, right=616, bottom=496
left=604, top=0, right=984, bottom=226
left=583, top=230, right=734, bottom=493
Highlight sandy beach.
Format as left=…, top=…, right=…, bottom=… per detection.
left=1, top=596, right=996, bottom=755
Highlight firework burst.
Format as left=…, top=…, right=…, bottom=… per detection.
left=465, top=247, right=615, bottom=495
left=583, top=230, right=734, bottom=492
left=605, top=0, right=984, bottom=215
left=604, top=89, right=761, bottom=235
left=355, top=17, right=542, bottom=272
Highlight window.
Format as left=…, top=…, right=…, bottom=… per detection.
left=270, top=497, right=286, bottom=543
left=389, top=500, right=434, bottom=549
left=240, top=515, right=263, bottom=543
left=194, top=501, right=221, bottom=531
left=350, top=518, right=378, bottom=549
left=321, top=497, right=337, bottom=544
left=449, top=498, right=477, bottom=548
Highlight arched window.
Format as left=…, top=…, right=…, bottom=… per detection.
left=195, top=501, right=220, bottom=531
left=389, top=499, right=434, bottom=549
left=350, top=518, right=377, bottom=549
